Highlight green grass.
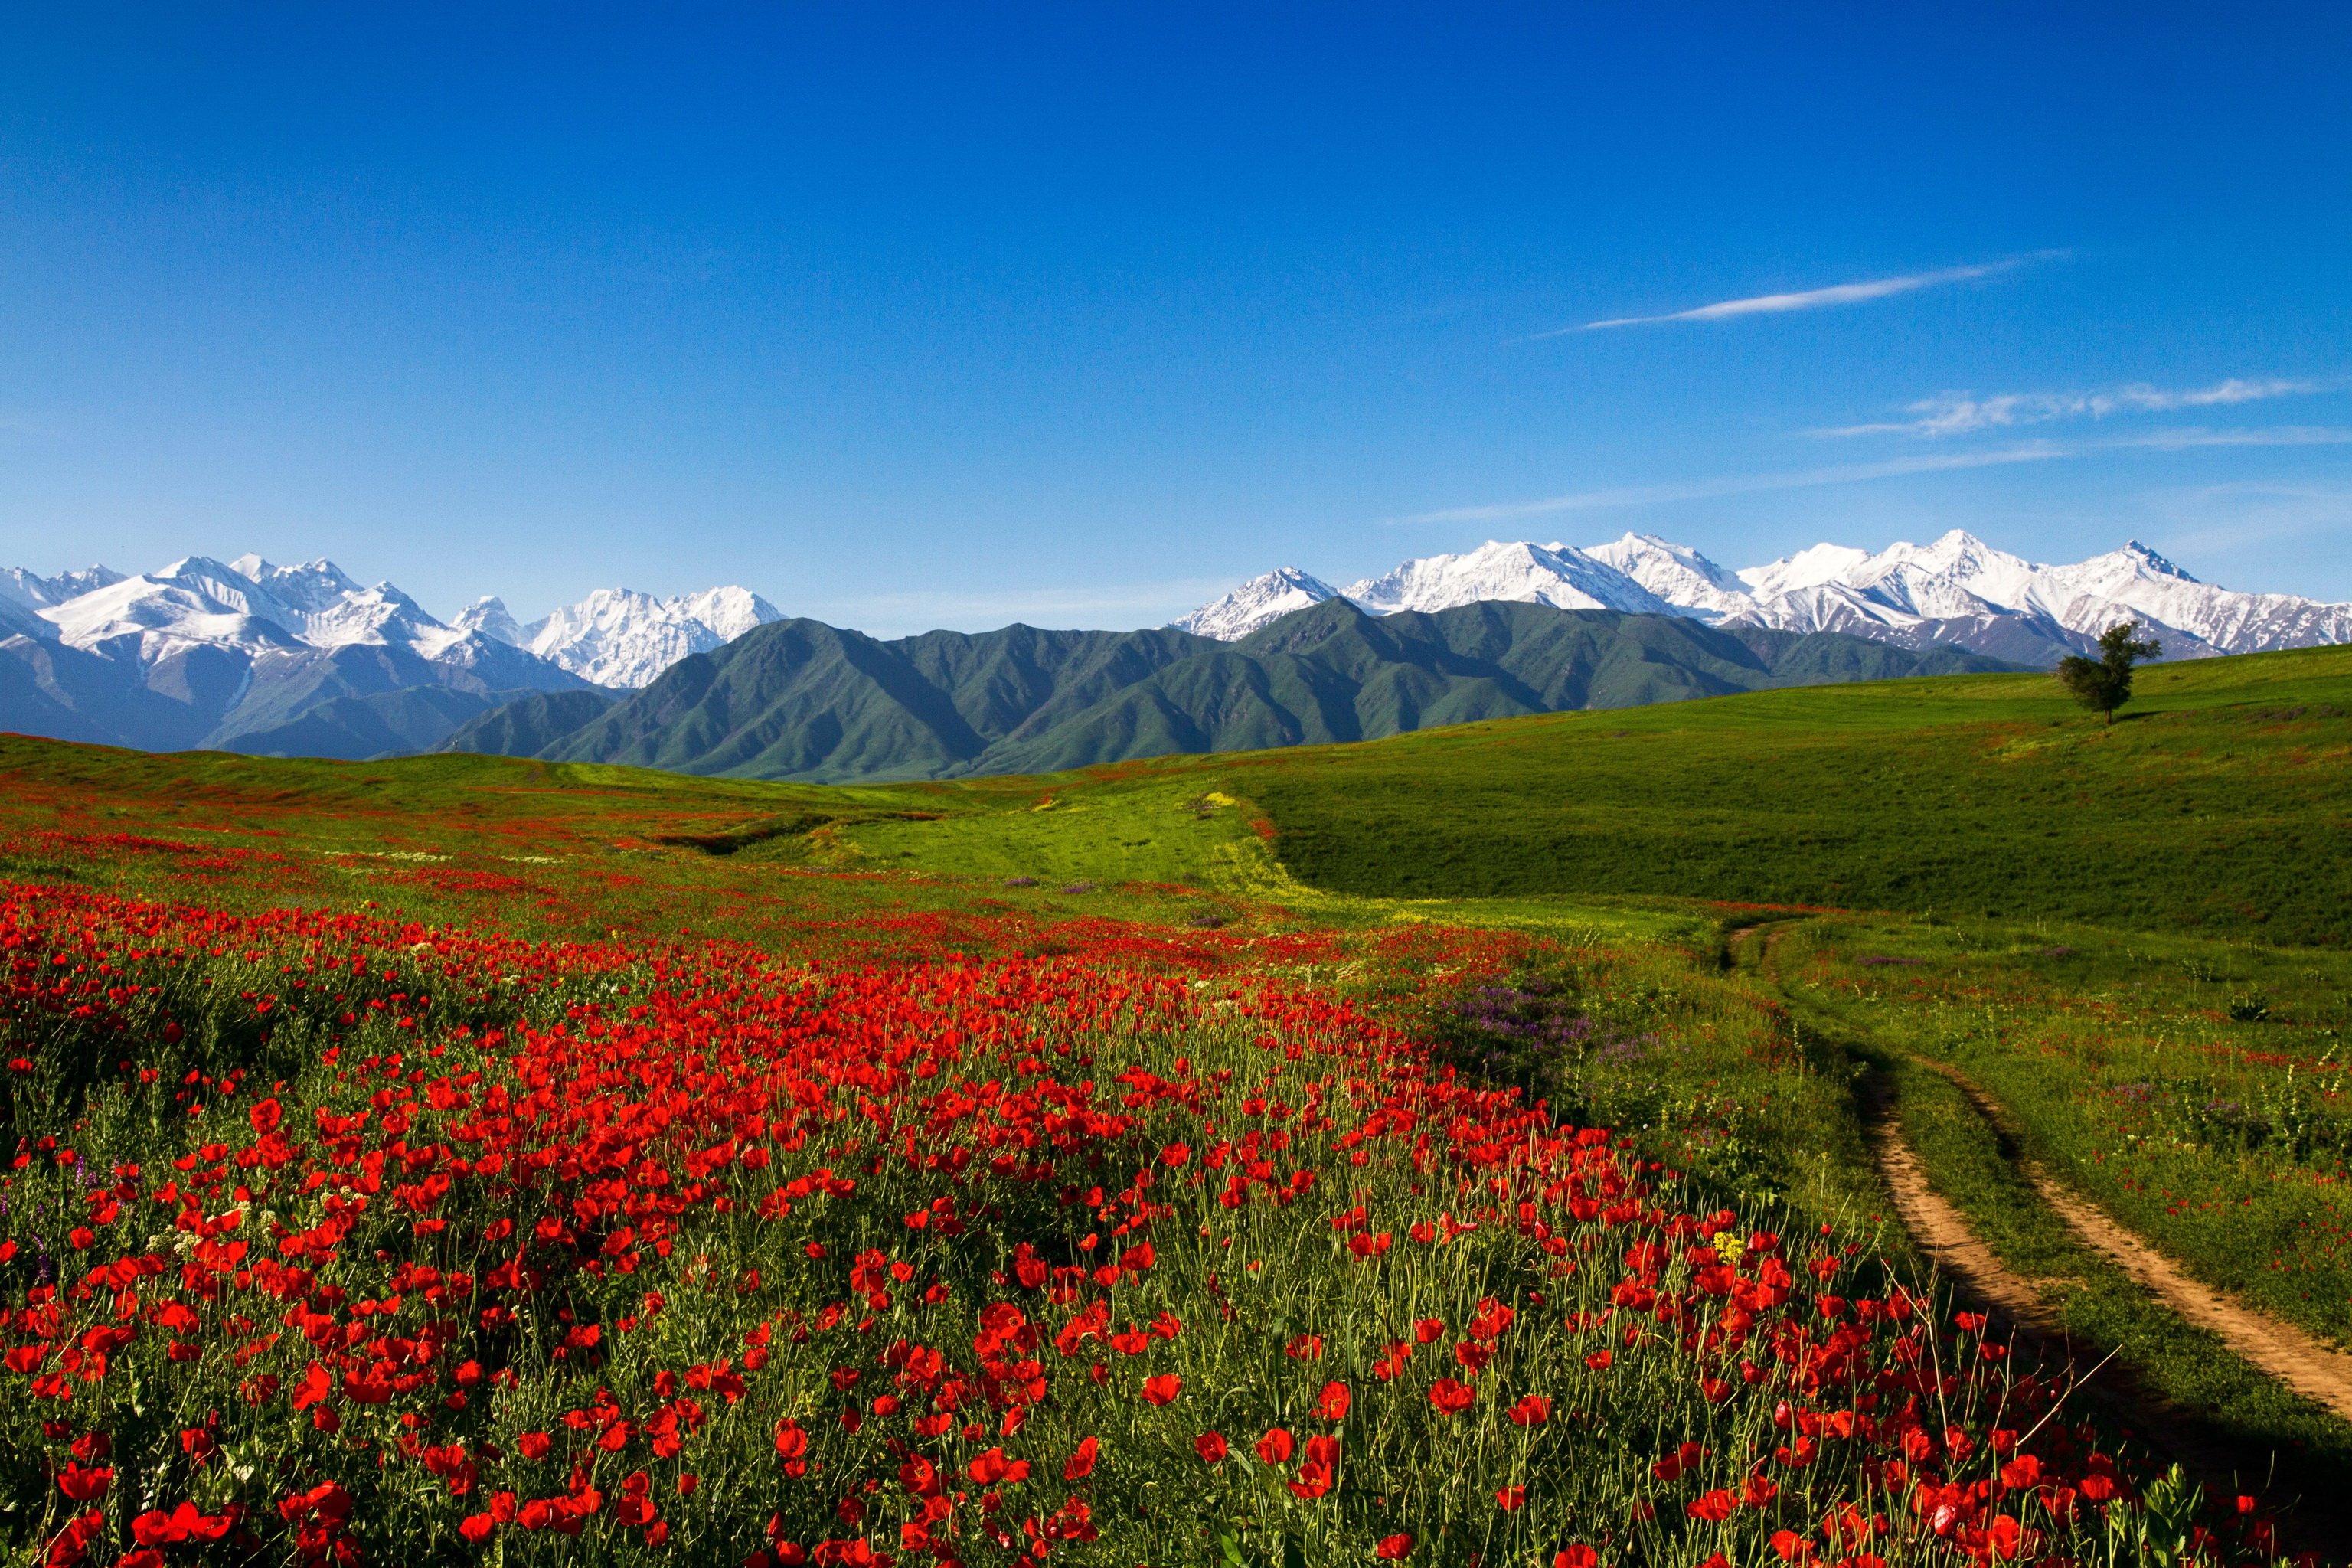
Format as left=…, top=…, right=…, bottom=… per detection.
left=1229, top=646, right=2352, bottom=945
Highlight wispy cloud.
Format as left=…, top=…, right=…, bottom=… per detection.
left=2147, top=481, right=2352, bottom=563
left=2118, top=423, right=2352, bottom=451
left=812, top=577, right=1236, bottom=635
left=1389, top=444, right=2073, bottom=524
left=1387, top=426, right=2352, bottom=526
left=1819, top=377, right=2334, bottom=437
left=1554, top=253, right=2056, bottom=335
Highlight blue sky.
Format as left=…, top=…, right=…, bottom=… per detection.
left=2, top=3, right=2347, bottom=632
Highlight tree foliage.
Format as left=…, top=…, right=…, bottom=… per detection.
left=2056, top=620, right=2163, bottom=724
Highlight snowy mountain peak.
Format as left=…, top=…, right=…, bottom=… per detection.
left=666, top=585, right=783, bottom=643
left=0, top=564, right=122, bottom=612
left=2114, top=540, right=2197, bottom=581
left=5, top=549, right=791, bottom=691
left=1344, top=539, right=1673, bottom=618
left=452, top=596, right=525, bottom=645
left=41, top=559, right=305, bottom=655
left=1169, top=568, right=1340, bottom=640
left=1737, top=542, right=1873, bottom=598
left=230, top=555, right=372, bottom=616
left=1581, top=533, right=1751, bottom=616
left=521, top=585, right=785, bottom=688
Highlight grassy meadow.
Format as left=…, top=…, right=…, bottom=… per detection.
left=3, top=644, right=2352, bottom=1563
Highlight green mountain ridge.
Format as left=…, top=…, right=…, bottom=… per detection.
left=439, top=599, right=2016, bottom=781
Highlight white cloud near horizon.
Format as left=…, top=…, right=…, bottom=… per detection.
left=1820, top=377, right=2334, bottom=438
left=811, top=577, right=1240, bottom=635
left=1555, top=254, right=2056, bottom=335
left=1388, top=426, right=2352, bottom=526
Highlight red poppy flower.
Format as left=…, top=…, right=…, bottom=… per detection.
left=1376, top=1534, right=1413, bottom=1559
left=1509, top=1394, right=1551, bottom=1426
left=968, top=1448, right=1030, bottom=1486
left=1496, top=1485, right=1526, bottom=1511
left=1651, top=1442, right=1707, bottom=1482
left=1429, top=1377, right=1475, bottom=1414
left=1064, top=1436, right=1099, bottom=1480
left=1256, top=1428, right=1295, bottom=1465
left=1140, top=1374, right=1181, bottom=1406
left=1315, top=1381, right=1351, bottom=1420
left=1194, top=1432, right=1227, bottom=1463
left=56, top=1463, right=111, bottom=1503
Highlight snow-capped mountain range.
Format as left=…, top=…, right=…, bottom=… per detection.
left=0, top=552, right=786, bottom=763
left=0, top=554, right=781, bottom=691
left=1174, top=531, right=2352, bottom=663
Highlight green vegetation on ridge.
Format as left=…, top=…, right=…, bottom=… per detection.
left=443, top=599, right=2012, bottom=781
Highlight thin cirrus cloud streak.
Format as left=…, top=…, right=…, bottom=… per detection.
left=1544, top=253, right=2060, bottom=336
left=1817, top=377, right=2336, bottom=438
left=1387, top=426, right=2352, bottom=526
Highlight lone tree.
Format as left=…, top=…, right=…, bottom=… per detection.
left=2056, top=619, right=2162, bottom=724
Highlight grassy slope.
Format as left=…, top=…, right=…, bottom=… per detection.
left=1224, top=646, right=2352, bottom=944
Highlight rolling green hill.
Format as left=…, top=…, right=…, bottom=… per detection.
left=805, top=642, right=2352, bottom=946
left=443, top=599, right=2011, bottom=781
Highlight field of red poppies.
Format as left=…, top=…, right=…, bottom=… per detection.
left=0, top=871, right=2301, bottom=1568
left=0, top=734, right=2330, bottom=1566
